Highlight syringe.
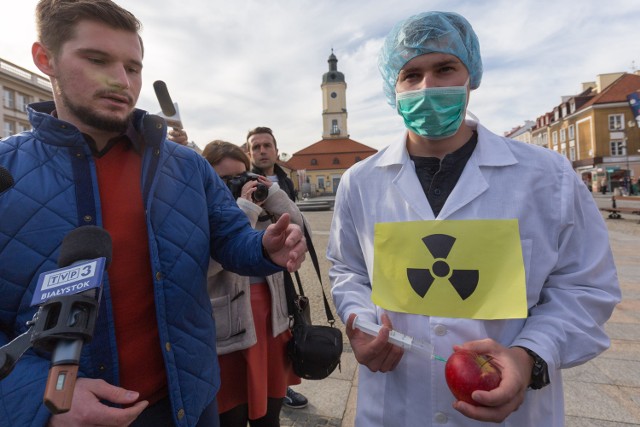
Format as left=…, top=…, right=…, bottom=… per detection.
left=353, top=316, right=447, bottom=362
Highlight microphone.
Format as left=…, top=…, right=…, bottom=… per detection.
left=153, top=80, right=176, bottom=116
left=153, top=80, right=183, bottom=129
left=37, top=226, right=112, bottom=414
left=0, top=166, right=14, bottom=194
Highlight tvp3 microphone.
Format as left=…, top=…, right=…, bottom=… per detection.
left=153, top=80, right=183, bottom=129
left=29, top=226, right=112, bottom=414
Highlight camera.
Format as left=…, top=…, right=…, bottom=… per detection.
left=225, top=172, right=269, bottom=203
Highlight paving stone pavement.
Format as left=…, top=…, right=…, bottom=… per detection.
left=280, top=410, right=342, bottom=427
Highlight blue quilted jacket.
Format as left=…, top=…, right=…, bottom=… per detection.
left=0, top=102, right=281, bottom=426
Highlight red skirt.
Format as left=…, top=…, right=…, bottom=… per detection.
left=216, top=283, right=301, bottom=419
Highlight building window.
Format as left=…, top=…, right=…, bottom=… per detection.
left=568, top=125, right=575, bottom=140
left=332, top=157, right=340, bottom=165
left=569, top=146, right=576, bottom=161
left=561, top=105, right=567, bottom=117
left=310, top=158, right=318, bottom=166
left=3, top=121, right=15, bottom=138
left=560, top=128, right=566, bottom=142
left=331, top=120, right=339, bottom=135
left=17, top=122, right=30, bottom=133
left=609, top=114, right=624, bottom=131
left=610, top=140, right=626, bottom=156
left=3, top=89, right=14, bottom=109
left=16, top=93, right=30, bottom=112
left=552, top=131, right=558, bottom=145
left=317, top=177, right=325, bottom=190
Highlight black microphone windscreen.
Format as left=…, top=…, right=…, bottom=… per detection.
left=58, top=226, right=113, bottom=268
left=0, top=166, right=14, bottom=193
left=153, top=80, right=177, bottom=116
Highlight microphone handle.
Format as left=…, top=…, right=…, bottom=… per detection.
left=43, top=302, right=88, bottom=414
left=44, top=359, right=79, bottom=414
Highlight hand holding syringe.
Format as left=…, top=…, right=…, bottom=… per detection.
left=353, top=316, right=447, bottom=362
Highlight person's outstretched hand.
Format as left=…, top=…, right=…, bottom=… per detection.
left=48, top=378, right=148, bottom=427
left=262, top=213, right=307, bottom=272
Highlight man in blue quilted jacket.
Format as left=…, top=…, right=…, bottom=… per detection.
left=0, top=1, right=306, bottom=426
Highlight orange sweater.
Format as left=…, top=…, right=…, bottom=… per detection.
left=94, top=140, right=167, bottom=404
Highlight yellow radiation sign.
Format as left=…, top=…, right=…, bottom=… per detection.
left=372, top=220, right=527, bottom=319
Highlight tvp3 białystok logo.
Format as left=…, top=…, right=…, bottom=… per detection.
left=31, top=258, right=107, bottom=306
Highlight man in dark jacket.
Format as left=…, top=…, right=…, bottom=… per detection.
left=247, top=127, right=297, bottom=202
left=0, top=1, right=306, bottom=427
left=246, top=127, right=309, bottom=409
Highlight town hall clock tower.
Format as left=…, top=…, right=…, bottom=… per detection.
left=321, top=50, right=349, bottom=139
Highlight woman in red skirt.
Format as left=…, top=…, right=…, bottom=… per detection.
left=203, top=140, right=308, bottom=427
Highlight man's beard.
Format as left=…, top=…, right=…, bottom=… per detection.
left=57, top=84, right=132, bottom=133
left=63, top=94, right=131, bottom=133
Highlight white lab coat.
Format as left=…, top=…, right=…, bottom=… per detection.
left=327, top=120, right=620, bottom=427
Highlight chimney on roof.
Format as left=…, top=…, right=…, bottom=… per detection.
left=595, top=72, right=624, bottom=93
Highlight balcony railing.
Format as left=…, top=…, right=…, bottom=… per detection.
left=1, top=59, right=52, bottom=91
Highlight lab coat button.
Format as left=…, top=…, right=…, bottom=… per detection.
left=434, top=324, right=447, bottom=336
left=434, top=412, right=448, bottom=423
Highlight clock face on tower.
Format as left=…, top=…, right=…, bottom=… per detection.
left=331, top=92, right=337, bottom=98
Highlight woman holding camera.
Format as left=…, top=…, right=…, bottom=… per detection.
left=202, top=140, right=306, bottom=427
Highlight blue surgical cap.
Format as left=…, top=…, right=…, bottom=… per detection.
left=378, top=11, right=483, bottom=106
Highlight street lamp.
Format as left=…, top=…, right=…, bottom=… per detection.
left=623, top=120, right=637, bottom=194
left=625, top=143, right=630, bottom=194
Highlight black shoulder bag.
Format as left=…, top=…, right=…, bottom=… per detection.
left=284, top=226, right=343, bottom=380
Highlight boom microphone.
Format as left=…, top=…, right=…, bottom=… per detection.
left=153, top=80, right=177, bottom=116
left=153, top=80, right=183, bottom=129
left=40, top=226, right=112, bottom=414
left=0, top=166, right=14, bottom=194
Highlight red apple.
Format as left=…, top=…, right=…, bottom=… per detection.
left=444, top=349, right=502, bottom=405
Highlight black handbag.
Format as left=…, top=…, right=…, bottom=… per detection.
left=284, top=226, right=342, bottom=380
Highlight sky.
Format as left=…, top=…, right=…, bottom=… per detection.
left=2, top=0, right=639, bottom=156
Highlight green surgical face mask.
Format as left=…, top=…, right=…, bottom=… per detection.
left=396, top=83, right=468, bottom=139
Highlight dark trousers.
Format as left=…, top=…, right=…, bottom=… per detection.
left=130, top=396, right=219, bottom=427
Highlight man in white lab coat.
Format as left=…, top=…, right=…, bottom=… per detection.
left=327, top=11, right=620, bottom=427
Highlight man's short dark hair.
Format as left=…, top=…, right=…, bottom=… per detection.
left=246, top=126, right=277, bottom=149
left=36, top=0, right=143, bottom=57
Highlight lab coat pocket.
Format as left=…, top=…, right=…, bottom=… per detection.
left=520, top=238, right=535, bottom=306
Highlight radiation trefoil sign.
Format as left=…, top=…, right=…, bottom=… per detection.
left=372, top=219, right=527, bottom=319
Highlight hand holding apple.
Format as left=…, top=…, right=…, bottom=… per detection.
left=445, top=349, right=502, bottom=405
left=446, top=340, right=533, bottom=423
